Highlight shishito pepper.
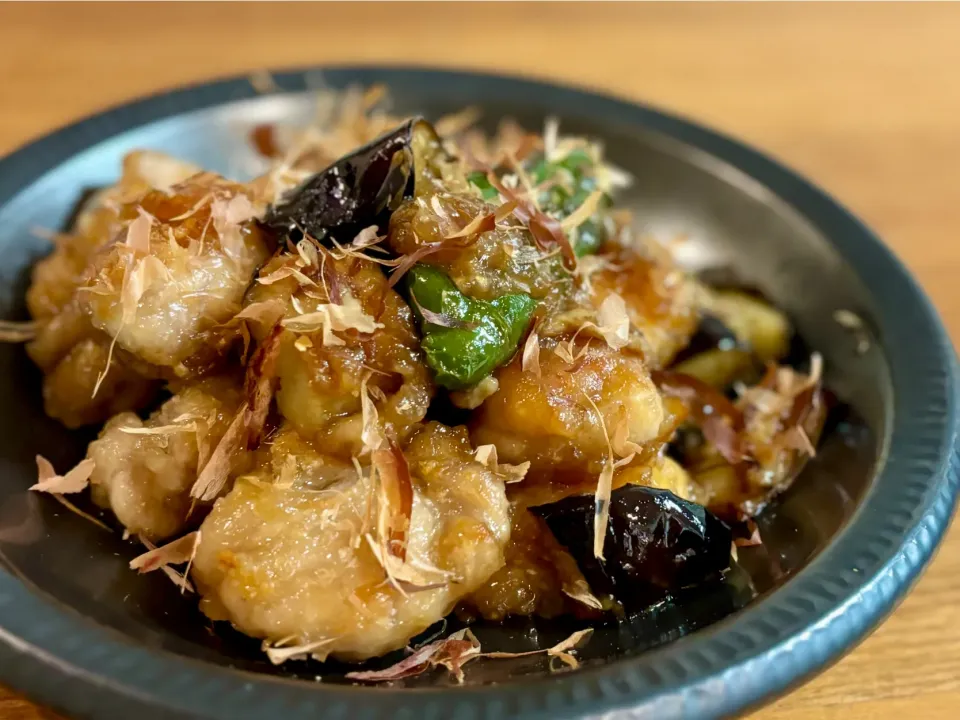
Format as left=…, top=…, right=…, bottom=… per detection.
left=405, top=264, right=536, bottom=390
left=467, top=149, right=612, bottom=257
left=529, top=149, right=612, bottom=257
left=466, top=171, right=500, bottom=202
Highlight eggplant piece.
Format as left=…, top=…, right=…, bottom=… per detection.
left=666, top=425, right=706, bottom=466
left=670, top=313, right=758, bottom=389
left=531, top=486, right=731, bottom=608
left=262, top=118, right=424, bottom=243
left=702, top=289, right=791, bottom=363
left=693, top=370, right=830, bottom=520
left=672, top=313, right=741, bottom=364
left=692, top=464, right=743, bottom=518
left=673, top=348, right=756, bottom=389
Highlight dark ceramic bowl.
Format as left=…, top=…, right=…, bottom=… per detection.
left=0, top=67, right=957, bottom=720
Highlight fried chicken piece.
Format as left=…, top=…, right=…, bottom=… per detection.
left=192, top=422, right=510, bottom=662
left=25, top=152, right=201, bottom=426
left=693, top=362, right=826, bottom=518
left=587, top=241, right=699, bottom=368
left=26, top=151, right=201, bottom=321
left=82, top=173, right=272, bottom=379
left=87, top=376, right=245, bottom=540
left=459, top=484, right=597, bottom=621
left=39, top=335, right=157, bottom=429
left=246, top=249, right=432, bottom=459
left=471, top=334, right=667, bottom=482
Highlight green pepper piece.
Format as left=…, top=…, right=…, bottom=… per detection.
left=528, top=157, right=551, bottom=186
left=568, top=186, right=612, bottom=256
left=405, top=264, right=537, bottom=390
left=557, top=148, right=593, bottom=173
left=526, top=151, right=611, bottom=257
left=572, top=218, right=606, bottom=257
left=467, top=171, right=500, bottom=201
left=530, top=148, right=594, bottom=185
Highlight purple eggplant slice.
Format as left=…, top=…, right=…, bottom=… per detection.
left=531, top=486, right=731, bottom=607
left=262, top=118, right=423, bottom=243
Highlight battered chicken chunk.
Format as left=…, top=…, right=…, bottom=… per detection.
left=587, top=241, right=699, bottom=368
left=192, top=422, right=510, bottom=661
left=87, top=376, right=245, bottom=540
left=692, top=361, right=826, bottom=518
left=37, top=333, right=157, bottom=429
left=460, top=485, right=598, bottom=621
left=471, top=334, right=667, bottom=482
left=25, top=152, right=202, bottom=427
left=26, top=151, right=202, bottom=322
left=82, top=174, right=272, bottom=379
left=246, top=248, right=433, bottom=459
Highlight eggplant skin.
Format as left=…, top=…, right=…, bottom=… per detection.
left=671, top=312, right=741, bottom=365
left=262, top=118, right=421, bottom=242
left=531, top=486, right=731, bottom=607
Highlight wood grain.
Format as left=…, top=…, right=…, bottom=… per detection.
left=1, top=3, right=958, bottom=718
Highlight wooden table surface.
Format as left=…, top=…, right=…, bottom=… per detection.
left=1, top=3, right=959, bottom=718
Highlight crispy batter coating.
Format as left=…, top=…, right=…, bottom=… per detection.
left=25, top=152, right=202, bottom=426
left=471, top=334, right=666, bottom=482
left=82, top=174, right=272, bottom=379
left=247, top=251, right=433, bottom=458
left=192, top=423, right=510, bottom=661
left=588, top=242, right=699, bottom=367
left=87, top=376, right=245, bottom=540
